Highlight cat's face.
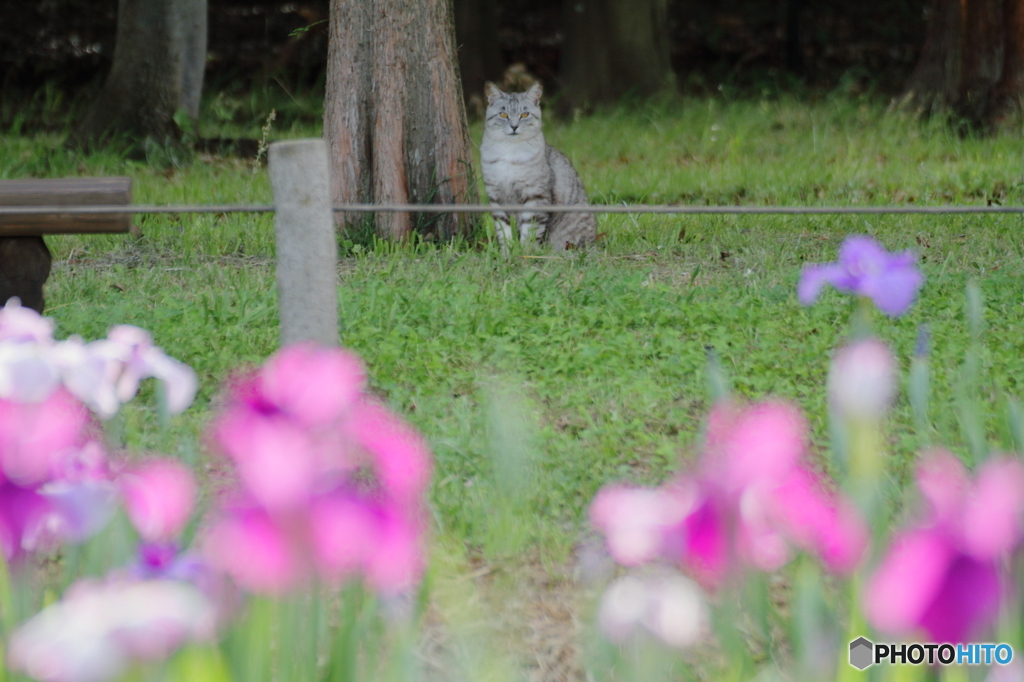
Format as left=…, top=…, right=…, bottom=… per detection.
left=483, top=82, right=543, bottom=140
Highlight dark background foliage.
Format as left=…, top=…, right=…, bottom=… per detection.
left=2, top=0, right=926, bottom=103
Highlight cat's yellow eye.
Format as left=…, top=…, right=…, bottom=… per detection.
left=499, top=112, right=508, bottom=118
left=520, top=112, right=529, bottom=118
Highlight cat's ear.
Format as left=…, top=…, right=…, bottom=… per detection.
left=484, top=82, right=503, bottom=104
left=525, top=81, right=543, bottom=105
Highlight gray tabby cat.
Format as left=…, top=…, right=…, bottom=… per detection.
left=480, top=82, right=596, bottom=251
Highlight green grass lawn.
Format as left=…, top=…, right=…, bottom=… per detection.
left=4, top=94, right=1024, bottom=562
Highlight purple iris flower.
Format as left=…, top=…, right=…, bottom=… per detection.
left=133, top=541, right=210, bottom=584
left=798, top=235, right=924, bottom=317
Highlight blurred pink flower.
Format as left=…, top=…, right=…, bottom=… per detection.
left=258, top=343, right=367, bottom=427
left=865, top=451, right=1024, bottom=643
left=0, top=406, right=117, bottom=561
left=703, top=401, right=806, bottom=489
left=345, top=398, right=432, bottom=505
left=0, top=470, right=119, bottom=562
left=0, top=386, right=118, bottom=561
left=590, top=485, right=694, bottom=567
left=8, top=577, right=216, bottom=682
left=215, top=406, right=317, bottom=511
left=0, top=480, right=57, bottom=560
left=361, top=502, right=424, bottom=592
left=0, top=389, right=88, bottom=486
left=212, top=344, right=372, bottom=511
left=121, top=459, right=196, bottom=542
left=204, top=344, right=431, bottom=595
left=205, top=488, right=425, bottom=595
left=768, top=468, right=867, bottom=573
left=312, top=493, right=425, bottom=592
left=203, top=504, right=300, bottom=594
left=591, top=401, right=867, bottom=587
left=310, top=492, right=378, bottom=576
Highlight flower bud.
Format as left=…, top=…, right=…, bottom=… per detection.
left=828, top=338, right=896, bottom=420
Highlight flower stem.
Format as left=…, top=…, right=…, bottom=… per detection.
left=835, top=574, right=867, bottom=682
left=847, top=417, right=884, bottom=523
left=940, top=665, right=970, bottom=682
left=851, top=297, right=875, bottom=340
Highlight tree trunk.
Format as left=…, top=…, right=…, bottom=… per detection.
left=898, top=0, right=1024, bottom=128
left=325, top=0, right=477, bottom=241
left=899, top=0, right=964, bottom=113
left=560, top=0, right=674, bottom=111
left=993, top=0, right=1024, bottom=122
left=454, top=0, right=503, bottom=116
left=560, top=0, right=613, bottom=109
left=179, top=0, right=208, bottom=123
left=786, top=0, right=804, bottom=74
left=957, top=0, right=1004, bottom=124
left=73, top=0, right=207, bottom=147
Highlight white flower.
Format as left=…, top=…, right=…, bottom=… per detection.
left=598, top=576, right=650, bottom=642
left=598, top=572, right=706, bottom=649
left=0, top=309, right=196, bottom=420
left=0, top=342, right=60, bottom=402
left=0, top=301, right=60, bottom=403
left=642, top=574, right=706, bottom=648
left=828, top=338, right=896, bottom=420
left=0, top=299, right=55, bottom=344
left=8, top=578, right=216, bottom=682
left=51, top=336, right=121, bottom=418
left=142, top=350, right=198, bottom=415
left=100, top=326, right=197, bottom=415
left=56, top=328, right=197, bottom=420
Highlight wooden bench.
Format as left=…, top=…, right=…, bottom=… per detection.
left=0, top=177, right=134, bottom=312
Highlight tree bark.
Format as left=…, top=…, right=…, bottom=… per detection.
left=786, top=0, right=804, bottom=74
left=325, top=0, right=477, bottom=241
left=560, top=0, right=674, bottom=111
left=958, top=0, right=1004, bottom=124
left=179, top=0, right=208, bottom=123
left=993, top=0, right=1024, bottom=121
left=899, top=0, right=964, bottom=113
left=560, top=0, right=613, bottom=108
left=454, top=0, right=503, bottom=115
left=898, top=0, right=1024, bottom=128
left=73, top=0, right=207, bottom=147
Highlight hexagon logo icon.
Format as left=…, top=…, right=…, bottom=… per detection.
left=849, top=637, right=874, bottom=670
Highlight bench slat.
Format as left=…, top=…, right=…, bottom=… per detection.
left=0, top=177, right=133, bottom=235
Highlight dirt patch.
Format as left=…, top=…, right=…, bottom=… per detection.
left=423, top=547, right=591, bottom=682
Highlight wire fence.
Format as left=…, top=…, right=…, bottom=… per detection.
left=1, top=203, right=1024, bottom=216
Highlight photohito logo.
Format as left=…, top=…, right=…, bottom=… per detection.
left=849, top=638, right=1014, bottom=670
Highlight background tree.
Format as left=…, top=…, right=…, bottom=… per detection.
left=786, top=0, right=805, bottom=74
left=898, top=0, right=1024, bottom=128
left=324, top=0, right=477, bottom=241
left=454, top=0, right=504, bottom=112
left=73, top=0, right=207, bottom=147
left=992, top=0, right=1024, bottom=121
left=559, top=0, right=674, bottom=110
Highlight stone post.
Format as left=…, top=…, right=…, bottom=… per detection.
left=268, top=139, right=339, bottom=346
